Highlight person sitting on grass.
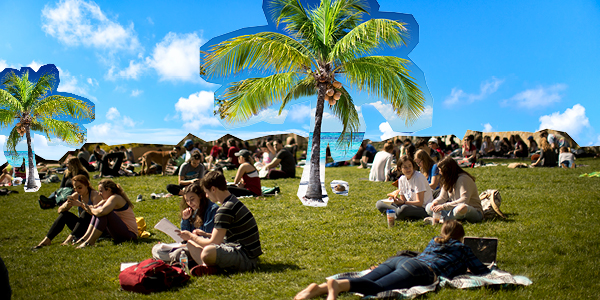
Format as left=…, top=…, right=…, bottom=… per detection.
left=34, top=175, right=101, bottom=249
left=74, top=179, right=138, bottom=248
left=461, top=135, right=478, bottom=165
left=264, top=139, right=296, bottom=179
left=376, top=155, right=432, bottom=220
left=369, top=142, right=395, bottom=182
left=228, top=149, right=262, bottom=197
left=166, top=149, right=206, bottom=196
left=531, top=139, right=557, bottom=167
left=558, top=146, right=576, bottom=169
left=39, top=157, right=90, bottom=204
left=294, top=220, right=489, bottom=300
left=414, top=149, right=441, bottom=198
left=177, top=171, right=262, bottom=275
left=0, top=166, right=12, bottom=187
left=509, top=135, right=529, bottom=159
left=95, top=149, right=126, bottom=178
left=425, top=157, right=483, bottom=223
left=180, top=183, right=218, bottom=234
left=215, top=138, right=240, bottom=170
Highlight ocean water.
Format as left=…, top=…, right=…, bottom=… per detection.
left=3, top=151, right=36, bottom=168
left=305, top=132, right=365, bottom=162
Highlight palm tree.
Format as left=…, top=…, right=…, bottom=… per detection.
left=0, top=68, right=94, bottom=190
left=202, top=0, right=425, bottom=200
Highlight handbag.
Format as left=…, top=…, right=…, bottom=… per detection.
left=479, top=189, right=506, bottom=219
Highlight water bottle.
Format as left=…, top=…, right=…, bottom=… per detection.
left=386, top=209, right=395, bottom=228
left=179, top=251, right=190, bottom=275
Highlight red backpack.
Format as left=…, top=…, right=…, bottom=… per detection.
left=119, top=259, right=190, bottom=294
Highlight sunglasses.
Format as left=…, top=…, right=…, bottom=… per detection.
left=193, top=155, right=201, bottom=160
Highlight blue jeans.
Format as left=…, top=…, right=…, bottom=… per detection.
left=425, top=203, right=483, bottom=223
left=347, top=256, right=435, bottom=295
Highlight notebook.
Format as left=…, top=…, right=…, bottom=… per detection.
left=463, top=237, right=498, bottom=266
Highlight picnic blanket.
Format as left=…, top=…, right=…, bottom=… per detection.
left=328, top=267, right=532, bottom=299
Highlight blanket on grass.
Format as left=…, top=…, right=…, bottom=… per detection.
left=327, top=267, right=532, bottom=299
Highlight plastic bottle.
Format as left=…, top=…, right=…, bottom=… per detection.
left=386, top=209, right=395, bottom=228
left=180, top=251, right=190, bottom=275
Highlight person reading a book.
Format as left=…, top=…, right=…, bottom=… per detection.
left=294, top=220, right=490, bottom=300
left=180, top=182, right=218, bottom=235
left=73, top=179, right=138, bottom=248
left=33, top=175, right=101, bottom=249
left=425, top=157, right=483, bottom=223
left=376, top=155, right=433, bottom=220
left=177, top=171, right=262, bottom=275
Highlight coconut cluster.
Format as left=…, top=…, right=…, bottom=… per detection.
left=324, top=80, right=343, bottom=106
left=15, top=121, right=26, bottom=137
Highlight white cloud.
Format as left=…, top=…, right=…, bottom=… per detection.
left=538, top=104, right=590, bottom=136
left=130, top=89, right=143, bottom=97
left=41, top=0, right=140, bottom=52
left=483, top=123, right=493, bottom=132
left=379, top=122, right=402, bottom=141
left=86, top=78, right=98, bottom=86
left=0, top=59, right=18, bottom=71
left=122, top=116, right=135, bottom=127
left=249, top=108, right=288, bottom=124
left=106, top=60, right=145, bottom=80
left=174, top=91, right=222, bottom=131
left=289, top=102, right=312, bottom=122
left=27, top=60, right=44, bottom=72
left=503, top=84, right=567, bottom=109
left=32, top=134, right=78, bottom=160
left=146, top=32, right=203, bottom=83
left=369, top=101, right=399, bottom=121
left=444, top=77, right=504, bottom=107
left=55, top=67, right=97, bottom=101
left=106, top=107, right=120, bottom=120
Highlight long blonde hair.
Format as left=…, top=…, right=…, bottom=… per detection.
left=65, top=157, right=89, bottom=178
left=414, top=149, right=435, bottom=179
left=99, top=179, right=133, bottom=209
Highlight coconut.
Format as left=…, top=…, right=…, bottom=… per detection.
left=332, top=81, right=342, bottom=89
left=331, top=99, right=337, bottom=105
left=324, top=95, right=330, bottom=102
left=333, top=91, right=342, bottom=100
left=326, top=89, right=335, bottom=96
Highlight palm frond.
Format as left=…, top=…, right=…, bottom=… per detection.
left=0, top=90, right=23, bottom=115
left=204, top=32, right=313, bottom=78
left=219, top=72, right=302, bottom=124
left=279, top=75, right=317, bottom=114
left=0, top=109, right=18, bottom=129
left=4, top=126, right=23, bottom=158
left=310, top=0, right=368, bottom=51
left=33, top=95, right=94, bottom=121
left=342, top=56, right=425, bottom=124
left=36, top=118, right=87, bottom=145
left=29, top=72, right=56, bottom=107
left=328, top=87, right=361, bottom=146
left=329, top=18, right=408, bottom=64
left=1, top=71, right=30, bottom=103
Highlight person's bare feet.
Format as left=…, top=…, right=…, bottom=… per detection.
left=34, top=238, right=51, bottom=249
left=327, top=279, right=341, bottom=300
left=294, top=283, right=325, bottom=300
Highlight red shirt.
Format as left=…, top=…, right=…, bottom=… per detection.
left=228, top=146, right=240, bottom=167
left=210, top=145, right=222, bottom=158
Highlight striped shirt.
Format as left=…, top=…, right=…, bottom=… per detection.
left=214, top=195, right=262, bottom=259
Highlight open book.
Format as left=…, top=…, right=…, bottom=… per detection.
left=153, top=217, right=183, bottom=243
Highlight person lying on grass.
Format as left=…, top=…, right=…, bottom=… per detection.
left=376, top=155, right=433, bottom=220
left=227, top=149, right=262, bottom=197
left=425, top=157, right=483, bottom=223
left=34, top=175, right=101, bottom=249
left=177, top=171, right=262, bottom=275
left=180, top=182, right=218, bottom=234
left=73, top=179, right=138, bottom=248
left=294, top=220, right=490, bottom=300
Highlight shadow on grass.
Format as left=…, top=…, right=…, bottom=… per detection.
left=254, top=261, right=300, bottom=273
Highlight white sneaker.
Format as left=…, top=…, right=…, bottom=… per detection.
left=136, top=194, right=143, bottom=202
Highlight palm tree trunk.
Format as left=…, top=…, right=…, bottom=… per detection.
left=25, top=127, right=36, bottom=189
left=304, top=82, right=327, bottom=200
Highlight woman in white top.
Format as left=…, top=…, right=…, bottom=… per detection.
left=369, top=142, right=395, bottom=182
left=376, top=155, right=433, bottom=220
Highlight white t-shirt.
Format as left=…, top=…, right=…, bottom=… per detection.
left=397, top=171, right=433, bottom=206
left=369, top=151, right=394, bottom=182
left=558, top=152, right=575, bottom=165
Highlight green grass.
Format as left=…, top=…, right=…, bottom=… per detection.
left=2, top=158, right=600, bottom=299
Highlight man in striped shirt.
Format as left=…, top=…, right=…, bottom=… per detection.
left=178, top=171, right=262, bottom=274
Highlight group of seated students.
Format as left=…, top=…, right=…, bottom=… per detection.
left=377, top=155, right=483, bottom=224
left=34, top=176, right=138, bottom=249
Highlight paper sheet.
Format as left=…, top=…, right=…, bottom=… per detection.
left=154, top=218, right=183, bottom=243
left=120, top=262, right=137, bottom=271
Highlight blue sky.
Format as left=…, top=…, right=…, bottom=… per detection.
left=1, top=0, right=599, bottom=162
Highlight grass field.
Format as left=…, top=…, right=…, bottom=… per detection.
left=1, top=158, right=599, bottom=299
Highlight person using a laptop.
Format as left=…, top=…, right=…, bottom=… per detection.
left=294, top=220, right=490, bottom=300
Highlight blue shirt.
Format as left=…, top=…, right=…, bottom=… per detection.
left=365, top=144, right=377, bottom=155
left=416, top=238, right=490, bottom=279
left=427, top=164, right=439, bottom=185
left=180, top=202, right=218, bottom=233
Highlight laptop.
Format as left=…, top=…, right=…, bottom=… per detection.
left=463, top=237, right=498, bottom=266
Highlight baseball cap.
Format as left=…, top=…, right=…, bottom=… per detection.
left=184, top=139, right=193, bottom=148
left=428, top=137, right=438, bottom=144
left=234, top=149, right=252, bottom=158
